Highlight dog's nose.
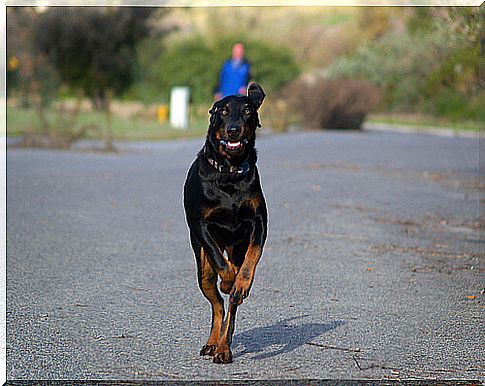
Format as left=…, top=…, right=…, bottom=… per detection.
left=226, top=126, right=241, bottom=138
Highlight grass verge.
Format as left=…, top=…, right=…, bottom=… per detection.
left=368, top=113, right=481, bottom=132
left=5, top=106, right=208, bottom=141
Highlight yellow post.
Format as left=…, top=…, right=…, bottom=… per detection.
left=157, top=105, right=169, bottom=124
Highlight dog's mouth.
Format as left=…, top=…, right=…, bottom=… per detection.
left=220, top=139, right=248, bottom=153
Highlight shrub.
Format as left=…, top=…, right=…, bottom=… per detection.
left=131, top=34, right=300, bottom=106
left=155, top=36, right=218, bottom=105
left=426, top=89, right=485, bottom=123
left=326, top=9, right=480, bottom=122
left=284, top=77, right=380, bottom=130
left=327, top=27, right=458, bottom=112
left=420, top=44, right=481, bottom=123
left=424, top=46, right=478, bottom=98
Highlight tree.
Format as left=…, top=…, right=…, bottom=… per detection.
left=33, top=7, right=153, bottom=150
left=7, top=7, right=64, bottom=145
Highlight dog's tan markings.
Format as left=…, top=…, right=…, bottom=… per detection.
left=202, top=207, right=215, bottom=219
left=245, top=196, right=261, bottom=212
left=221, top=246, right=238, bottom=293
left=219, top=146, right=229, bottom=158
left=219, top=258, right=236, bottom=295
left=199, top=247, right=224, bottom=356
left=213, top=300, right=237, bottom=364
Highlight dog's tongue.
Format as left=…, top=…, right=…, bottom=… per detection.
left=226, top=141, right=241, bottom=149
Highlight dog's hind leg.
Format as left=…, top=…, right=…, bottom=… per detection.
left=196, top=246, right=225, bottom=357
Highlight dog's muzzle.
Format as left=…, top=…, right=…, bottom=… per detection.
left=220, top=138, right=248, bottom=151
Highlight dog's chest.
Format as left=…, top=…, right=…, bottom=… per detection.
left=204, top=198, right=254, bottom=223
left=203, top=185, right=258, bottom=225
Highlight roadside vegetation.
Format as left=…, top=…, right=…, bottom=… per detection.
left=6, top=105, right=208, bottom=143
left=6, top=6, right=481, bottom=148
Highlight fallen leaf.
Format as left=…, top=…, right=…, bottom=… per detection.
left=467, top=295, right=476, bottom=299
left=367, top=267, right=374, bottom=271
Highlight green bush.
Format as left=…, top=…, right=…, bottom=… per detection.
left=126, top=37, right=169, bottom=104
left=155, top=36, right=218, bottom=105
left=427, top=89, right=484, bottom=123
left=420, top=46, right=480, bottom=122
left=326, top=13, right=480, bottom=123
left=424, top=46, right=478, bottom=97
left=327, top=26, right=458, bottom=112
left=129, top=34, right=300, bottom=105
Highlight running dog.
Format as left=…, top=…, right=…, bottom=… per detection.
left=183, top=83, right=267, bottom=364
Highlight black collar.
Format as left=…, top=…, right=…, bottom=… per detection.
left=207, top=157, right=250, bottom=175
left=204, top=145, right=250, bottom=175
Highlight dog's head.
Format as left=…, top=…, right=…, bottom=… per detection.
left=207, top=83, right=265, bottom=159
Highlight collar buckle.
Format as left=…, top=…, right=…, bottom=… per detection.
left=237, top=161, right=250, bottom=174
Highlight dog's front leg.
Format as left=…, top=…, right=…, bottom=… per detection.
left=230, top=215, right=266, bottom=305
left=213, top=218, right=265, bottom=364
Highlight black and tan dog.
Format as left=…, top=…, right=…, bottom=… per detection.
left=183, top=83, right=267, bottom=364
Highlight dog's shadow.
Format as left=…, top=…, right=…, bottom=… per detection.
left=232, top=315, right=345, bottom=360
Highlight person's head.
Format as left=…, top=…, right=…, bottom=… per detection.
left=231, top=43, right=245, bottom=61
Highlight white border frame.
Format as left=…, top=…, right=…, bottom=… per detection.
left=1, top=2, right=482, bottom=384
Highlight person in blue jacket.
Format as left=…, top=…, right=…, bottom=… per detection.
left=215, top=42, right=251, bottom=100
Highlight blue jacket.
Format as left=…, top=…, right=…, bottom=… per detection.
left=217, top=59, right=251, bottom=98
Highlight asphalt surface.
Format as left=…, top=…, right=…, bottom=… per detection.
left=6, top=130, right=484, bottom=381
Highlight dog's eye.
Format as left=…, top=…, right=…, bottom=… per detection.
left=221, top=109, right=228, bottom=116
left=243, top=107, right=251, bottom=115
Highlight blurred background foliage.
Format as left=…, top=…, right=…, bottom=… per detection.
left=6, top=6, right=482, bottom=145
left=130, top=34, right=299, bottom=105
left=328, top=7, right=481, bottom=122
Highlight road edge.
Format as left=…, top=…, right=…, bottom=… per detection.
left=363, top=121, right=480, bottom=139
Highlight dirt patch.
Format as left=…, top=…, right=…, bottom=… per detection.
left=330, top=203, right=380, bottom=213
left=305, top=162, right=361, bottom=172
left=370, top=243, right=482, bottom=259
left=375, top=166, right=484, bottom=191
left=371, top=214, right=485, bottom=233
left=419, top=170, right=485, bottom=191
left=370, top=243, right=484, bottom=273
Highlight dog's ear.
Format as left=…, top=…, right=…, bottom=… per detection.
left=247, top=83, right=265, bottom=109
left=208, top=102, right=221, bottom=131
left=209, top=99, right=223, bottom=115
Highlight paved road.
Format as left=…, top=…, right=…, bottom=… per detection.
left=6, top=130, right=484, bottom=381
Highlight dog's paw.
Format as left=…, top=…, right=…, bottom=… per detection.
left=230, top=277, right=251, bottom=305
left=200, top=344, right=217, bottom=356
left=213, top=349, right=233, bottom=364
